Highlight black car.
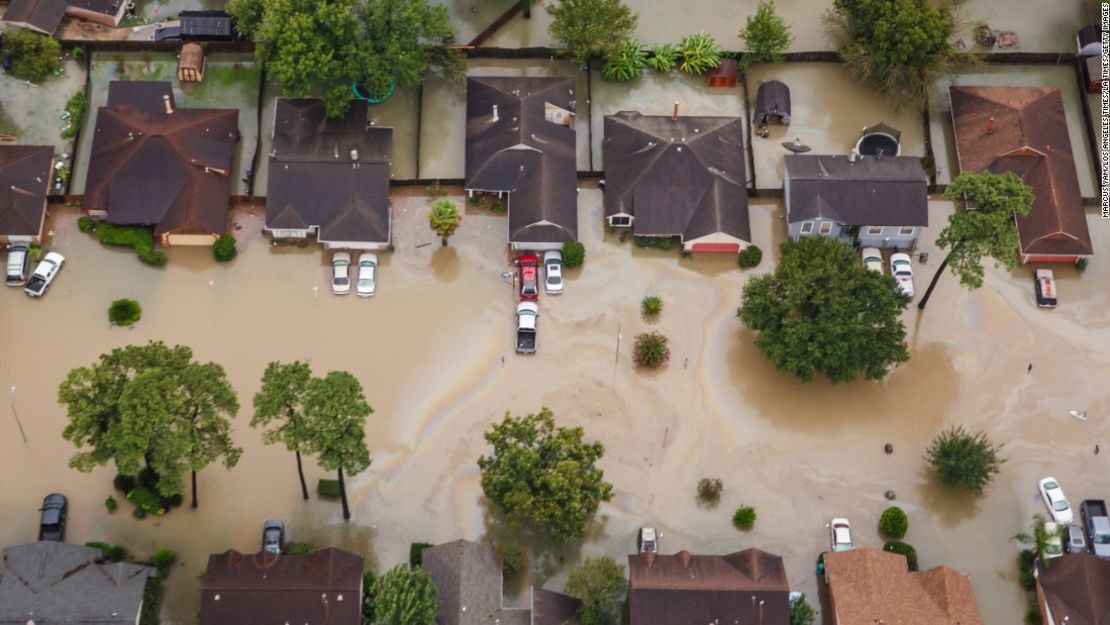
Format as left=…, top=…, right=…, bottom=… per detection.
left=38, top=494, right=67, bottom=541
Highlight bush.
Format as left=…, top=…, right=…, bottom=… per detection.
left=1076, top=257, right=1089, bottom=272
left=106, top=545, right=129, bottom=562
left=136, top=244, right=167, bottom=267
left=733, top=505, right=757, bottom=529
left=882, top=541, right=918, bottom=571
left=127, top=486, right=166, bottom=516
left=633, top=235, right=673, bottom=250
left=0, top=29, right=62, bottom=83
left=678, top=32, right=722, bottom=75
left=152, top=548, right=176, bottom=572
left=879, top=506, right=909, bottom=539
left=86, top=541, right=112, bottom=559
left=924, top=426, right=1005, bottom=496
left=140, top=574, right=165, bottom=625
left=738, top=245, right=763, bottom=268
left=1025, top=608, right=1041, bottom=625
left=425, top=181, right=447, bottom=197
left=113, top=473, right=137, bottom=493
left=97, top=223, right=154, bottom=249
left=317, top=479, right=341, bottom=498
left=738, top=0, right=793, bottom=70
left=696, top=477, right=723, bottom=507
left=496, top=543, right=528, bottom=575
left=563, top=241, right=586, bottom=267
left=602, top=38, right=647, bottom=81
left=647, top=43, right=679, bottom=70
left=287, top=541, right=316, bottom=555
left=1018, top=548, right=1037, bottom=570
left=641, top=295, right=662, bottom=318
left=77, top=216, right=94, bottom=232
left=410, top=542, right=433, bottom=568
left=1019, top=568, right=1035, bottom=591
left=108, top=298, right=142, bottom=326
left=633, top=331, right=670, bottom=368
left=61, top=90, right=88, bottom=140
left=789, top=593, right=817, bottom=625
left=105, top=496, right=118, bottom=512
left=29, top=245, right=44, bottom=262
left=213, top=234, right=237, bottom=262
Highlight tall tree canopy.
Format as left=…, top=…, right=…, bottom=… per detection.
left=564, top=556, right=627, bottom=625
left=825, top=0, right=967, bottom=106
left=303, top=371, right=373, bottom=519
left=924, top=425, right=1004, bottom=496
left=57, top=342, right=241, bottom=503
left=372, top=565, right=440, bottom=625
left=739, top=0, right=793, bottom=69
left=229, top=0, right=463, bottom=117
left=546, top=0, right=638, bottom=65
left=252, top=360, right=315, bottom=499
left=478, top=408, right=613, bottom=542
left=737, top=237, right=911, bottom=383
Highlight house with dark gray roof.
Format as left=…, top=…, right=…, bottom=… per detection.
left=465, top=76, right=578, bottom=251
left=627, top=549, right=789, bottom=625
left=0, top=541, right=153, bottom=625
left=266, top=98, right=393, bottom=250
left=0, top=0, right=127, bottom=34
left=0, top=144, right=52, bottom=245
left=201, top=548, right=364, bottom=625
left=603, top=111, right=750, bottom=253
left=783, top=153, right=929, bottom=249
left=422, top=539, right=580, bottom=625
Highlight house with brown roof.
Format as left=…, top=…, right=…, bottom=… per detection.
left=266, top=98, right=393, bottom=250
left=824, top=547, right=983, bottom=625
left=949, top=86, right=1093, bottom=264
left=603, top=111, right=751, bottom=253
left=783, top=154, right=929, bottom=249
left=627, top=549, right=790, bottom=625
left=422, top=539, right=580, bottom=625
left=1, top=0, right=128, bottom=35
left=465, top=76, right=578, bottom=251
left=1034, top=553, right=1110, bottom=625
left=83, top=81, right=239, bottom=246
left=200, top=548, right=364, bottom=625
left=0, top=145, right=52, bottom=245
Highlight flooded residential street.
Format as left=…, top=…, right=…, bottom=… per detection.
left=0, top=189, right=1107, bottom=624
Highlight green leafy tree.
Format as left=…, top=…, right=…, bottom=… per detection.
left=0, top=29, right=62, bottom=83
left=565, top=556, right=627, bottom=625
left=372, top=565, right=440, bottom=625
left=917, top=170, right=1035, bottom=309
left=170, top=361, right=242, bottom=508
left=428, top=199, right=461, bottom=246
left=789, top=593, right=817, bottom=625
left=1013, top=514, right=1066, bottom=565
left=739, top=1, right=793, bottom=69
left=825, top=0, right=969, bottom=107
left=303, top=371, right=373, bottom=520
left=478, top=408, right=613, bottom=542
left=737, top=237, right=910, bottom=383
left=252, top=361, right=314, bottom=500
left=547, top=0, right=638, bottom=65
left=924, top=426, right=1004, bottom=496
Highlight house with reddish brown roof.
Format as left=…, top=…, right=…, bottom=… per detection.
left=83, top=81, right=239, bottom=246
left=627, top=549, right=789, bottom=625
left=824, top=547, right=983, bottom=625
left=0, top=145, right=52, bottom=245
left=949, top=86, right=1093, bottom=264
left=200, top=548, right=364, bottom=625
left=1034, top=553, right=1110, bottom=625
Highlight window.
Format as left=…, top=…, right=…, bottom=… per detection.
left=610, top=215, right=632, bottom=227
left=818, top=222, right=833, bottom=234
left=867, top=226, right=884, bottom=235
left=800, top=221, right=814, bottom=234
left=899, top=226, right=915, bottom=236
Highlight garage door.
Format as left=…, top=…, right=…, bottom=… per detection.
left=690, top=242, right=740, bottom=253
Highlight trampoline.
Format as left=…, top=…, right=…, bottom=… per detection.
left=855, top=122, right=901, bottom=156
left=352, top=80, right=396, bottom=104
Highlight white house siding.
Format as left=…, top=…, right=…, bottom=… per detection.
left=788, top=219, right=842, bottom=241
left=683, top=231, right=747, bottom=252
left=511, top=241, right=564, bottom=252
left=322, top=240, right=390, bottom=251
left=164, top=233, right=217, bottom=246
left=268, top=228, right=311, bottom=239
left=856, top=226, right=919, bottom=249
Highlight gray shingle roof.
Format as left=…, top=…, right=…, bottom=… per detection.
left=603, top=111, right=750, bottom=243
left=422, top=540, right=531, bottom=625
left=0, top=145, right=52, bottom=238
left=784, top=154, right=928, bottom=227
left=0, top=542, right=153, bottom=625
left=465, top=77, right=578, bottom=244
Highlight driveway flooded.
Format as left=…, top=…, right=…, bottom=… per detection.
left=0, top=190, right=1108, bottom=625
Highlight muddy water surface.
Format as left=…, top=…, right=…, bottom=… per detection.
left=1, top=192, right=1108, bottom=625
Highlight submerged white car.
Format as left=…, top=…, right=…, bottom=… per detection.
left=356, top=253, right=377, bottom=297
left=1039, top=477, right=1073, bottom=524
left=1042, top=521, right=1065, bottom=559
left=829, top=518, right=853, bottom=552
left=332, top=252, right=351, bottom=295
left=890, top=252, right=915, bottom=297
left=861, top=247, right=883, bottom=274
left=544, top=250, right=563, bottom=295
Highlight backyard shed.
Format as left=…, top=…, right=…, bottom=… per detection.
left=1077, top=24, right=1101, bottom=57
left=706, top=59, right=738, bottom=88
left=754, top=80, right=790, bottom=125
left=178, top=43, right=205, bottom=82
left=180, top=10, right=234, bottom=40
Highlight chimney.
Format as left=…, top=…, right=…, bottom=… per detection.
left=672, top=101, right=679, bottom=121
left=163, top=94, right=174, bottom=115
left=203, top=166, right=229, bottom=176
left=986, top=116, right=994, bottom=134
left=675, top=550, right=692, bottom=568
left=492, top=105, right=499, bottom=123
left=642, top=551, right=656, bottom=567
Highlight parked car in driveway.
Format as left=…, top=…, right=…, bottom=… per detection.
left=889, top=252, right=914, bottom=297
left=518, top=253, right=539, bottom=301
left=1034, top=269, right=1057, bottom=308
left=861, top=247, right=883, bottom=274
left=332, top=252, right=351, bottom=295
left=6, top=245, right=29, bottom=286
left=516, top=301, right=538, bottom=354
left=544, top=250, right=563, bottom=295
left=1080, top=499, right=1110, bottom=558
left=356, top=253, right=377, bottom=297
left=262, top=519, right=285, bottom=555
left=1038, top=477, right=1074, bottom=524
left=38, top=493, right=67, bottom=541
left=24, top=252, right=64, bottom=297
left=637, top=527, right=658, bottom=553
left=829, top=518, right=853, bottom=552
left=1065, top=523, right=1089, bottom=554
left=1043, top=521, right=1065, bottom=559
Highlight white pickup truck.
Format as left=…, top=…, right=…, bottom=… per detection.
left=24, top=252, right=65, bottom=297
left=516, top=302, right=538, bottom=353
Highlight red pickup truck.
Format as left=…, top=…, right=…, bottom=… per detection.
left=517, top=254, right=539, bottom=301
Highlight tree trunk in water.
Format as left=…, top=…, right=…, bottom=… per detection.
left=191, top=470, right=198, bottom=509
left=338, top=467, right=351, bottom=520
left=441, top=236, right=448, bottom=247
left=917, top=251, right=953, bottom=311
left=295, top=450, right=309, bottom=501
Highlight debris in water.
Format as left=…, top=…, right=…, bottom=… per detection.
left=884, top=443, right=893, bottom=454
left=416, top=242, right=432, bottom=248
left=1070, top=410, right=1088, bottom=421
left=884, top=490, right=896, bottom=500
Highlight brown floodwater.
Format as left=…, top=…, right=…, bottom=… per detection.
left=1, top=192, right=1108, bottom=625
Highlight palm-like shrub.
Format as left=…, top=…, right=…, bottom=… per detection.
left=679, top=32, right=722, bottom=75
left=633, top=331, right=670, bottom=368
left=641, top=295, right=662, bottom=318
left=602, top=39, right=647, bottom=81
left=647, top=44, right=679, bottom=70
left=429, top=199, right=462, bottom=245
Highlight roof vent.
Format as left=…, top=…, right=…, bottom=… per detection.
left=350, top=148, right=359, bottom=160
left=848, top=151, right=861, bottom=163
left=214, top=594, right=221, bottom=601
left=162, top=94, right=174, bottom=115
left=642, top=552, right=656, bottom=567
left=491, top=105, right=499, bottom=123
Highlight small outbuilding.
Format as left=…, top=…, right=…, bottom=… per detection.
left=1077, top=24, right=1101, bottom=57
left=180, top=10, right=234, bottom=40
left=754, top=80, right=791, bottom=125
left=178, top=43, right=206, bottom=82
left=706, top=58, right=738, bottom=88
left=855, top=122, right=901, bottom=156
